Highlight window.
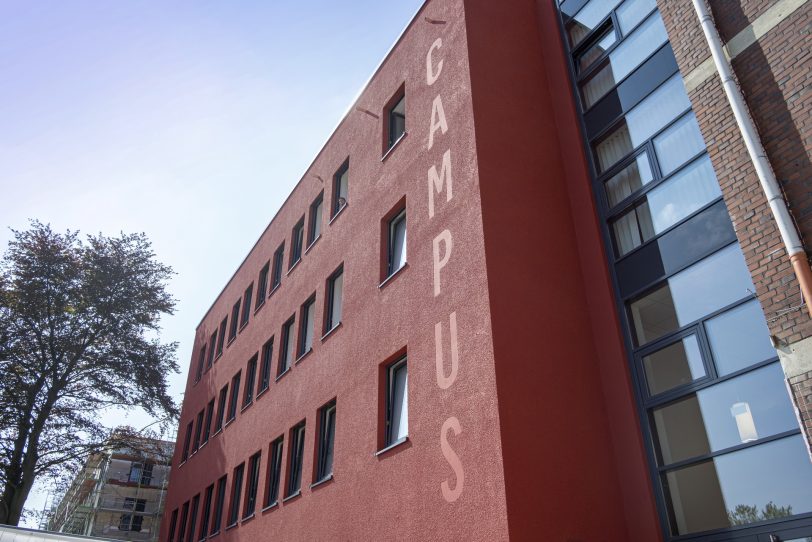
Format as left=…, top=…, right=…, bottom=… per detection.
left=181, top=421, right=192, bottom=463
left=278, top=316, right=295, bottom=377
left=332, top=160, right=349, bottom=216
left=308, top=193, right=323, bottom=246
left=140, top=463, right=153, bottom=485
left=652, top=112, right=705, bottom=176
left=198, top=484, right=214, bottom=542
left=256, top=262, right=270, bottom=309
left=241, top=284, right=253, bottom=327
left=616, top=0, right=657, bottom=34
left=195, top=345, right=206, bottom=383
left=216, top=318, right=227, bottom=358
left=298, top=296, right=316, bottom=358
left=566, top=0, right=623, bottom=47
left=244, top=452, right=261, bottom=518
left=185, top=494, right=199, bottom=542
left=227, top=371, right=241, bottom=423
left=176, top=501, right=189, bottom=542
left=265, top=437, right=284, bottom=507
left=271, top=243, right=284, bottom=290
left=290, top=218, right=305, bottom=269
left=576, top=23, right=616, bottom=74
left=167, top=509, right=178, bottom=542
left=129, top=462, right=153, bottom=485
left=324, top=266, right=343, bottom=334
left=243, top=354, right=258, bottom=407
left=604, top=151, right=653, bottom=207
left=315, top=401, right=336, bottom=482
left=228, top=299, right=240, bottom=342
left=207, top=332, right=216, bottom=369
left=286, top=423, right=306, bottom=497
left=201, top=399, right=214, bottom=445
left=258, top=338, right=273, bottom=394
left=386, top=208, right=407, bottom=278
left=214, top=385, right=228, bottom=433
left=385, top=357, right=408, bottom=447
left=227, top=463, right=244, bottom=527
left=210, top=475, right=227, bottom=536
left=386, top=91, right=406, bottom=149
left=119, top=498, right=146, bottom=532
left=191, top=410, right=203, bottom=453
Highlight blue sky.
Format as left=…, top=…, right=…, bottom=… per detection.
left=0, top=0, right=424, bottom=521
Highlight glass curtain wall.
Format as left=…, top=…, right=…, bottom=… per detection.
left=557, top=0, right=812, bottom=539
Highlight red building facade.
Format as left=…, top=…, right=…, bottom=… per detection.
left=162, top=1, right=812, bottom=541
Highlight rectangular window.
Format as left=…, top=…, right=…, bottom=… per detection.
left=243, top=354, right=257, bottom=407
left=214, top=385, right=228, bottom=433
left=198, top=484, right=214, bottom=542
left=256, top=262, right=270, bottom=309
left=316, top=401, right=336, bottom=482
left=265, top=437, right=284, bottom=507
left=387, top=91, right=406, bottom=149
left=298, top=296, right=316, bottom=358
left=286, top=423, right=306, bottom=497
left=192, top=410, right=203, bottom=453
left=202, top=399, right=214, bottom=445
left=207, top=332, right=216, bottom=369
left=210, top=475, right=227, bottom=536
left=167, top=509, right=178, bottom=542
left=227, top=463, right=244, bottom=527
left=290, top=218, right=305, bottom=269
left=176, top=501, right=189, bottom=542
left=387, top=209, right=407, bottom=277
left=227, top=371, right=241, bottom=423
left=181, top=421, right=192, bottom=463
left=140, top=463, right=153, bottom=485
left=278, top=316, right=295, bottom=376
left=228, top=299, right=240, bottom=342
left=258, top=338, right=273, bottom=394
left=325, top=266, right=343, bottom=334
left=195, top=345, right=206, bottom=383
left=271, top=243, right=284, bottom=290
left=244, top=452, right=261, bottom=518
left=308, top=193, right=323, bottom=246
left=241, top=284, right=253, bottom=327
left=216, top=318, right=227, bottom=358
left=385, top=357, right=409, bottom=447
left=185, top=494, right=199, bottom=542
left=332, top=160, right=349, bottom=216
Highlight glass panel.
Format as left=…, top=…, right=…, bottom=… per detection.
left=643, top=335, right=705, bottom=395
left=283, top=322, right=294, bottom=370
left=567, top=0, right=624, bottom=47
left=391, top=364, right=408, bottom=442
left=303, top=302, right=315, bottom=352
left=654, top=113, right=706, bottom=175
left=613, top=200, right=655, bottom=256
left=577, top=26, right=617, bottom=73
left=330, top=272, right=343, bottom=328
left=391, top=214, right=407, bottom=272
left=664, top=435, right=812, bottom=535
left=580, top=13, right=668, bottom=108
left=616, top=0, right=657, bottom=34
left=653, top=363, right=798, bottom=464
left=706, top=300, right=776, bottom=376
left=646, top=156, right=721, bottom=233
left=311, top=200, right=323, bottom=240
left=605, top=152, right=653, bottom=207
left=630, top=245, right=754, bottom=345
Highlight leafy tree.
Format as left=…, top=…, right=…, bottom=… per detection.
left=728, top=501, right=793, bottom=526
left=0, top=221, right=179, bottom=525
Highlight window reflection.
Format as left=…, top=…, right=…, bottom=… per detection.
left=706, top=300, right=776, bottom=375
left=577, top=26, right=617, bottom=74
left=567, top=0, right=624, bottom=47
left=643, top=335, right=705, bottom=395
left=616, top=0, right=657, bottom=33
left=605, top=152, right=653, bottom=207
left=653, top=112, right=706, bottom=175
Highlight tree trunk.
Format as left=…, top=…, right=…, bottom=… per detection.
left=0, top=474, right=34, bottom=526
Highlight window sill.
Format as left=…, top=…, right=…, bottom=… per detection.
left=376, top=436, right=409, bottom=457
left=241, top=513, right=256, bottom=524
left=256, top=386, right=269, bottom=401
left=275, top=368, right=291, bottom=382
left=310, top=474, right=333, bottom=490
left=295, top=348, right=313, bottom=365
left=282, top=490, right=301, bottom=503
left=254, top=299, right=266, bottom=315
left=261, top=501, right=278, bottom=513
left=226, top=336, right=236, bottom=348
left=287, top=259, right=301, bottom=276
left=329, top=203, right=347, bottom=225
left=379, top=263, right=408, bottom=290
left=225, top=521, right=238, bottom=532
left=321, top=322, right=342, bottom=343
left=381, top=131, right=408, bottom=162
left=214, top=353, right=223, bottom=363
left=239, top=321, right=249, bottom=334
left=199, top=440, right=208, bottom=450
left=240, top=400, right=254, bottom=414
left=208, top=530, right=220, bottom=539
left=304, top=235, right=321, bottom=255
left=269, top=283, right=281, bottom=299
left=212, top=428, right=223, bottom=438
left=224, top=417, right=235, bottom=429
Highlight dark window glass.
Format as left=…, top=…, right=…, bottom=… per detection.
left=176, top=501, right=189, bottom=542
left=207, top=332, right=216, bottom=369
left=244, top=452, right=261, bottom=518
left=140, top=463, right=153, bottom=486
left=605, top=152, right=653, bottom=207
left=566, top=0, right=623, bottom=47
left=192, top=410, right=203, bottom=453
left=185, top=494, right=199, bottom=542
left=195, top=345, right=206, bottom=383
left=266, top=437, right=284, bottom=506
left=387, top=209, right=407, bottom=277
left=201, top=399, right=214, bottom=445
left=167, top=509, right=178, bottom=542
left=278, top=316, right=295, bottom=376
left=386, top=357, right=408, bottom=446
left=227, top=372, right=241, bottom=422
left=325, top=267, right=343, bottom=333
left=286, top=423, right=306, bottom=497
left=256, top=262, right=270, bottom=309
left=211, top=475, right=227, bottom=535
left=243, top=355, right=257, bottom=407
left=198, top=484, right=214, bottom=542
left=643, top=335, right=705, bottom=396
left=316, top=401, right=336, bottom=481
left=576, top=24, right=616, bottom=74
left=227, top=463, right=245, bottom=526
left=229, top=299, right=240, bottom=341
left=181, top=422, right=192, bottom=463
left=271, top=243, right=284, bottom=290
left=298, top=297, right=315, bottom=357
left=214, top=385, right=228, bottom=433
left=308, top=193, right=323, bottom=245
left=333, top=160, right=349, bottom=215
left=216, top=318, right=227, bottom=358
left=241, top=284, right=253, bottom=327
left=290, top=219, right=305, bottom=269
left=258, top=338, right=273, bottom=393
left=388, top=93, right=406, bottom=148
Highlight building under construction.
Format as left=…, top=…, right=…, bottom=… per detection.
left=47, top=431, right=174, bottom=542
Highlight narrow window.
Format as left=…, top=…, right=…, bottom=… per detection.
left=181, top=421, right=192, bottom=463
left=387, top=209, right=407, bottom=278
left=228, top=299, right=241, bottom=342
left=195, top=344, right=206, bottom=383
left=141, top=463, right=153, bottom=485
left=258, top=338, right=273, bottom=394
left=290, top=218, right=305, bottom=269
left=243, top=354, right=258, bottom=407
left=185, top=494, right=199, bottom=542
left=227, top=463, right=245, bottom=527
left=265, top=437, right=284, bottom=507
left=201, top=399, right=214, bottom=445
left=244, top=451, right=261, bottom=518
left=385, top=357, right=408, bottom=447
left=316, top=401, right=336, bottom=482
left=216, top=318, right=227, bottom=358
left=325, top=266, right=343, bottom=334
left=167, top=509, right=178, bottom=542
left=298, top=296, right=316, bottom=358
left=241, top=284, right=253, bottom=327
left=332, top=160, right=349, bottom=216
left=227, top=371, right=241, bottom=423
left=286, top=422, right=306, bottom=497
left=210, top=475, right=227, bottom=536
left=256, top=261, right=270, bottom=309
left=176, top=501, right=189, bottom=542
left=207, top=331, right=216, bottom=369
left=308, top=193, right=324, bottom=246
left=214, top=385, right=228, bottom=433
left=386, top=90, right=406, bottom=149
left=278, top=316, right=295, bottom=377
left=271, top=243, right=284, bottom=290
left=198, top=484, right=214, bottom=542
left=192, top=410, right=204, bottom=453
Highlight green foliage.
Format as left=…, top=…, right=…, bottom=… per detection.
left=728, top=501, right=794, bottom=526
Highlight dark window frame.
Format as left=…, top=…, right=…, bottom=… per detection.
left=324, top=265, right=344, bottom=335
left=227, top=463, right=245, bottom=528
left=185, top=493, right=199, bottom=542
left=176, top=500, right=189, bottom=542
left=332, top=159, right=349, bottom=217
left=243, top=354, right=258, bottom=407
left=384, top=86, right=406, bottom=151
left=297, top=295, right=316, bottom=359
left=315, top=400, right=336, bottom=482
left=191, top=410, right=204, bottom=454
left=271, top=243, right=284, bottom=291
left=385, top=356, right=408, bottom=447
left=307, top=192, right=324, bottom=247
left=228, top=299, right=241, bottom=343
left=216, top=318, right=227, bottom=359
left=226, top=371, right=241, bottom=423
left=285, top=422, right=306, bottom=498
left=386, top=208, right=407, bottom=279
left=240, top=284, right=253, bottom=328
left=214, top=384, right=228, bottom=433
left=202, top=399, right=214, bottom=445
left=264, top=436, right=284, bottom=508
left=195, top=344, right=206, bottom=383
left=258, top=338, right=274, bottom=394
left=289, top=218, right=305, bottom=270
left=180, top=421, right=192, bottom=463
left=278, top=316, right=296, bottom=377
left=256, top=261, right=270, bottom=310
left=167, top=508, right=178, bottom=542
left=243, top=451, right=262, bottom=518
left=210, top=475, right=227, bottom=536
left=198, top=483, right=214, bottom=542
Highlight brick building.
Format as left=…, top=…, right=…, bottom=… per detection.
left=161, top=0, right=812, bottom=541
